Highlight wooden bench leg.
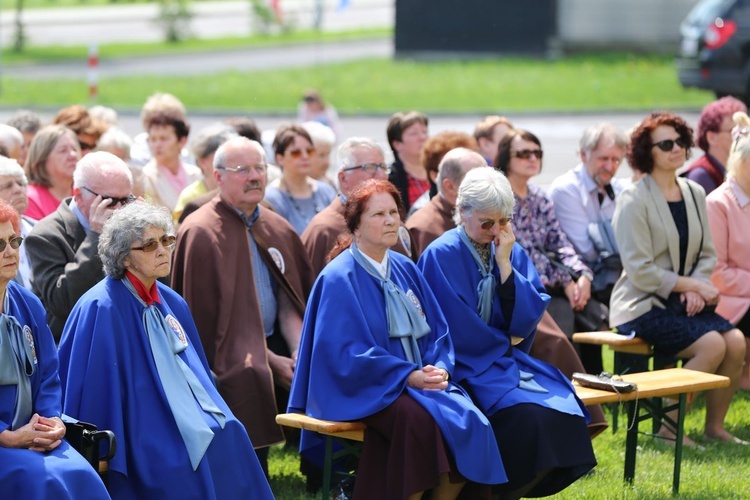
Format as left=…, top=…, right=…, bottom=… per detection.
left=672, top=395, right=687, bottom=495
left=322, top=436, right=333, bottom=500
left=624, top=400, right=639, bottom=484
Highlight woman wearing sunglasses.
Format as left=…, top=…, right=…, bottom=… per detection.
left=0, top=198, right=110, bottom=499
left=495, top=129, right=607, bottom=375
left=58, top=201, right=274, bottom=498
left=265, top=124, right=336, bottom=234
left=418, top=168, right=595, bottom=498
left=611, top=111, right=746, bottom=446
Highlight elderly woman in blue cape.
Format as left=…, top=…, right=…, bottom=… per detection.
left=418, top=167, right=596, bottom=498
left=0, top=199, right=108, bottom=499
left=57, top=201, right=273, bottom=499
left=288, top=179, right=504, bottom=499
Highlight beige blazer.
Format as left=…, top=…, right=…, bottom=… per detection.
left=609, top=175, right=716, bottom=327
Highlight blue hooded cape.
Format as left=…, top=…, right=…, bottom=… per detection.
left=0, top=281, right=109, bottom=499
left=288, top=249, right=506, bottom=485
left=58, top=277, right=273, bottom=499
left=418, top=230, right=588, bottom=419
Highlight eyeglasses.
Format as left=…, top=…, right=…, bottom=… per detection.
left=733, top=127, right=750, bottom=152
left=217, top=164, right=266, bottom=177
left=652, top=137, right=689, bottom=152
left=342, top=163, right=391, bottom=175
left=131, top=235, right=176, bottom=253
left=512, top=149, right=543, bottom=160
left=479, top=216, right=514, bottom=230
left=287, top=147, right=315, bottom=159
left=78, top=140, right=96, bottom=151
left=0, top=236, right=23, bottom=252
left=81, top=187, right=136, bottom=206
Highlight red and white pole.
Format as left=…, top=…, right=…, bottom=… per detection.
left=88, top=44, right=99, bottom=100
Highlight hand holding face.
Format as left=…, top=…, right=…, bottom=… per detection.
left=88, top=195, right=115, bottom=233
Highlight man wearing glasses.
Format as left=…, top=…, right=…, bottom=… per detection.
left=25, top=151, right=135, bottom=341
left=301, top=137, right=415, bottom=276
left=171, top=136, right=314, bottom=477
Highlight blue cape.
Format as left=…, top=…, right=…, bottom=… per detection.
left=0, top=281, right=108, bottom=499
left=289, top=249, right=506, bottom=485
left=58, top=277, right=273, bottom=499
left=418, top=230, right=588, bottom=418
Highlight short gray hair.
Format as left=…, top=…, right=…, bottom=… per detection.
left=189, top=124, right=238, bottom=160
left=336, top=137, right=384, bottom=172
left=454, top=167, right=514, bottom=226
left=213, top=136, right=266, bottom=170
left=73, top=151, right=133, bottom=189
left=0, top=124, right=23, bottom=152
left=579, top=123, right=629, bottom=156
left=96, top=127, right=133, bottom=159
left=99, top=201, right=174, bottom=279
left=436, top=147, right=477, bottom=195
left=302, top=121, right=336, bottom=148
left=0, top=156, right=27, bottom=181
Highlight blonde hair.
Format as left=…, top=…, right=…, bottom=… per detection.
left=726, top=111, right=750, bottom=179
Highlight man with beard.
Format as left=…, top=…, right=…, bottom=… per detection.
left=172, top=137, right=314, bottom=476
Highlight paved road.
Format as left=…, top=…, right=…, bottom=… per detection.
left=0, top=0, right=393, bottom=47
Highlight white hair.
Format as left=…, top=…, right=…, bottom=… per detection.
left=336, top=137, right=384, bottom=172
left=454, top=167, right=515, bottom=226
left=0, top=156, right=26, bottom=181
left=302, top=121, right=336, bottom=148
left=213, top=136, right=266, bottom=170
left=72, top=151, right=133, bottom=189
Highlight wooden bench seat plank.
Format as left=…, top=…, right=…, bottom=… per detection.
left=572, top=331, right=652, bottom=355
left=573, top=368, right=730, bottom=405
left=275, top=413, right=365, bottom=441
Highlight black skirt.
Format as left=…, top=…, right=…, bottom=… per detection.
left=616, top=307, right=735, bottom=358
left=490, top=403, right=596, bottom=497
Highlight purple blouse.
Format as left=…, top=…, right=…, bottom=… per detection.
left=512, top=184, right=592, bottom=289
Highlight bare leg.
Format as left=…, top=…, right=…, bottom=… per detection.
left=703, top=329, right=746, bottom=441
left=659, top=331, right=728, bottom=446
left=740, top=337, right=750, bottom=391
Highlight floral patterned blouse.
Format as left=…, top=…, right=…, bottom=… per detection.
left=512, top=184, right=592, bottom=289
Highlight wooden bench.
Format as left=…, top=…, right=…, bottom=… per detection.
left=277, top=368, right=730, bottom=497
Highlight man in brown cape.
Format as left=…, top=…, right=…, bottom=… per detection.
left=171, top=137, right=314, bottom=474
left=301, top=137, right=416, bottom=276
left=408, top=147, right=608, bottom=437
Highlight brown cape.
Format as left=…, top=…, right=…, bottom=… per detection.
left=407, top=195, right=608, bottom=437
left=301, top=197, right=416, bottom=277
left=171, top=195, right=314, bottom=447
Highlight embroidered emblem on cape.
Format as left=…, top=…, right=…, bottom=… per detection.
left=23, top=326, right=37, bottom=364
left=406, top=290, right=425, bottom=319
left=398, top=226, right=412, bottom=258
left=165, top=315, right=188, bottom=347
left=268, top=247, right=285, bottom=273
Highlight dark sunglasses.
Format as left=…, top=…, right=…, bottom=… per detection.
left=513, top=149, right=543, bottom=160
left=82, top=186, right=136, bottom=206
left=479, top=216, right=514, bottom=231
left=0, top=236, right=23, bottom=252
left=342, top=163, right=391, bottom=175
left=287, top=147, right=315, bottom=159
left=78, top=140, right=97, bottom=151
left=652, top=137, right=689, bottom=152
left=131, top=235, right=176, bottom=253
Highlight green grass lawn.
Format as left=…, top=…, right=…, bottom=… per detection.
left=269, top=364, right=750, bottom=499
left=0, top=52, right=715, bottom=114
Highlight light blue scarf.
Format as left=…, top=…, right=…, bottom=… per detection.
left=124, top=279, right=226, bottom=470
left=457, top=226, right=497, bottom=324
left=350, top=243, right=430, bottom=368
left=0, top=292, right=36, bottom=429
left=457, top=228, right=547, bottom=393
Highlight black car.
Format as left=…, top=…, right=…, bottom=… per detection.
left=677, top=0, right=750, bottom=102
